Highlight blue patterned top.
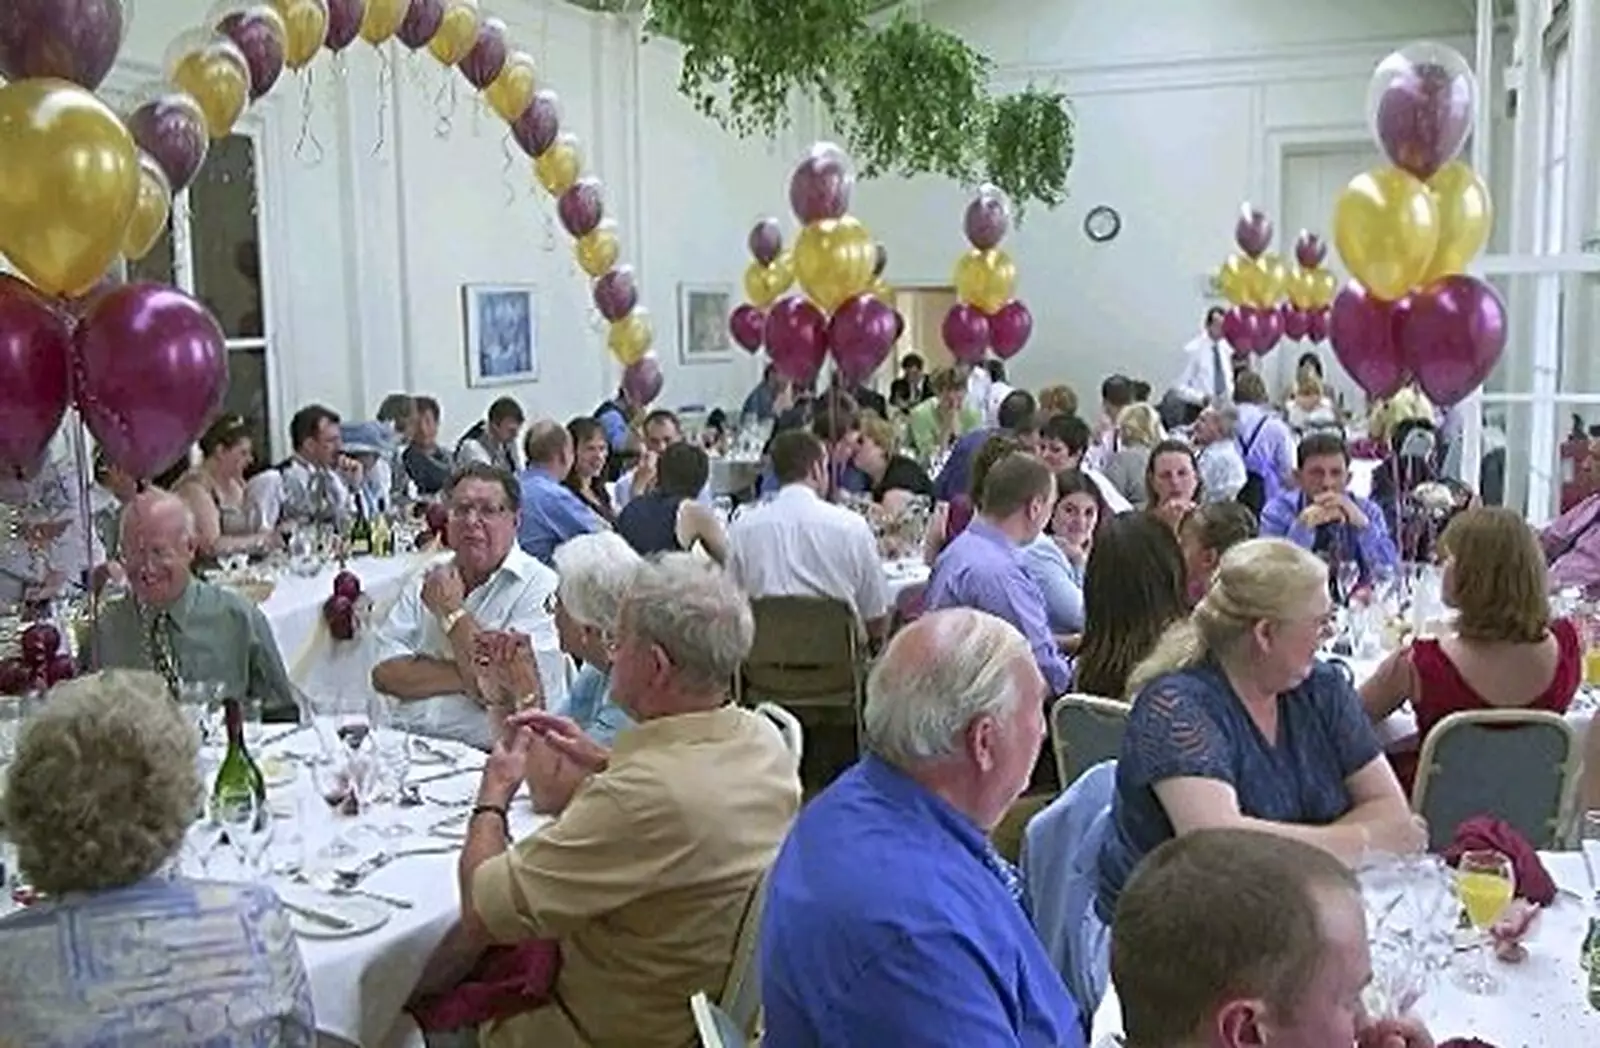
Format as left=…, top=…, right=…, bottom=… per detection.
left=0, top=876, right=315, bottom=1047
left=550, top=663, right=634, bottom=747
left=1095, top=659, right=1381, bottom=921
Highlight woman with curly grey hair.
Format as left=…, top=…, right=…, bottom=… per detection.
left=0, top=670, right=315, bottom=1045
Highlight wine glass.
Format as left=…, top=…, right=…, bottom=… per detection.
left=309, top=756, right=360, bottom=859
left=1454, top=849, right=1515, bottom=994
left=217, top=791, right=271, bottom=879
left=1336, top=560, right=1361, bottom=606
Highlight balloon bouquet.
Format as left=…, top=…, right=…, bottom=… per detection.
left=1330, top=41, right=1501, bottom=408
left=942, top=184, right=1033, bottom=365
left=759, top=143, right=902, bottom=389
left=729, top=218, right=794, bottom=357
left=1282, top=231, right=1336, bottom=344
left=1215, top=205, right=1288, bottom=360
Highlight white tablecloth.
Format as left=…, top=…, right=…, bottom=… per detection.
left=1090, top=852, right=1600, bottom=1044
left=709, top=457, right=762, bottom=497
left=883, top=557, right=929, bottom=603
left=261, top=555, right=426, bottom=672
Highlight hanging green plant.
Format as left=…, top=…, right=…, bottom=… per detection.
left=984, top=87, right=1074, bottom=219
left=839, top=16, right=991, bottom=183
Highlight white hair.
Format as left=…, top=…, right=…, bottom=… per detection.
left=551, top=532, right=642, bottom=632
left=623, top=554, right=754, bottom=694
left=120, top=489, right=197, bottom=543
left=863, top=609, right=1031, bottom=767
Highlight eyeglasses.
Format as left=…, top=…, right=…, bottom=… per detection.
left=448, top=502, right=511, bottom=522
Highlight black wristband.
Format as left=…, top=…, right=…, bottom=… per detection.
left=470, top=804, right=510, bottom=837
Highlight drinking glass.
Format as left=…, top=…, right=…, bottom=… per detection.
left=216, top=791, right=271, bottom=879
left=1454, top=849, right=1515, bottom=994
left=309, top=756, right=360, bottom=859
left=1336, top=560, right=1361, bottom=606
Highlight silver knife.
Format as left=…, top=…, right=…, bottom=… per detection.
left=408, top=765, right=483, bottom=785
left=281, top=899, right=354, bottom=931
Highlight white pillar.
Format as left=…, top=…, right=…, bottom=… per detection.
left=1457, top=0, right=1500, bottom=490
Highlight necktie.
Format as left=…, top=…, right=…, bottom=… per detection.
left=145, top=609, right=182, bottom=698
left=1211, top=342, right=1226, bottom=399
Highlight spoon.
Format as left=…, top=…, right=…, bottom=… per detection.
left=296, top=871, right=413, bottom=909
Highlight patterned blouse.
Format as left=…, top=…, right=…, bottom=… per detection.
left=0, top=877, right=315, bottom=1046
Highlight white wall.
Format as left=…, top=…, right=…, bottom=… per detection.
left=100, top=0, right=788, bottom=456
left=852, top=0, right=1487, bottom=405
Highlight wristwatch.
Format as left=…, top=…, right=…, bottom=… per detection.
left=439, top=607, right=467, bottom=634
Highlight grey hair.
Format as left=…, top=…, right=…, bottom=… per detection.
left=864, top=609, right=1031, bottom=768
left=551, top=532, right=643, bottom=632
left=622, top=553, right=753, bottom=694
left=121, top=489, right=197, bottom=542
left=3, top=670, right=199, bottom=894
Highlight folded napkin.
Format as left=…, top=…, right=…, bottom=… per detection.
left=411, top=940, right=561, bottom=1031
left=1439, top=816, right=1556, bottom=906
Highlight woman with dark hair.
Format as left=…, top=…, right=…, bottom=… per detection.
left=1074, top=512, right=1189, bottom=699
left=616, top=442, right=728, bottom=563
left=1022, top=469, right=1107, bottom=637
left=1144, top=438, right=1201, bottom=532
left=173, top=415, right=279, bottom=561
left=921, top=433, right=1023, bottom=564
left=563, top=416, right=615, bottom=524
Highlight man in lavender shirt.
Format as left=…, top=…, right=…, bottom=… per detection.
left=1260, top=432, right=1398, bottom=587
left=1231, top=370, right=1295, bottom=497
left=924, top=451, right=1072, bottom=696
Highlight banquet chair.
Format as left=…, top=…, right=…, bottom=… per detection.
left=716, top=867, right=770, bottom=1039
left=754, top=701, right=805, bottom=762
left=690, top=992, right=747, bottom=1048
left=1411, top=708, right=1581, bottom=852
left=1049, top=695, right=1131, bottom=790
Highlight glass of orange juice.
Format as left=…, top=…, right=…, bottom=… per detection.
left=1455, top=849, right=1515, bottom=994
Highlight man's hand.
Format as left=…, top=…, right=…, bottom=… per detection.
left=337, top=454, right=365, bottom=488
left=1338, top=494, right=1371, bottom=529
left=1297, top=500, right=1341, bottom=529
left=473, top=630, right=542, bottom=709
left=1356, top=1015, right=1434, bottom=1048
left=90, top=561, right=126, bottom=596
left=477, top=725, right=534, bottom=808
left=632, top=450, right=659, bottom=496
left=421, top=563, right=466, bottom=619
left=506, top=708, right=610, bottom=774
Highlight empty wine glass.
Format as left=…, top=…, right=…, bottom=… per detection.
left=1336, top=560, right=1361, bottom=606
left=310, top=756, right=360, bottom=859
left=217, top=792, right=271, bottom=879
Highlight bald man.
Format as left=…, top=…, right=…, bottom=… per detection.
left=92, top=491, right=299, bottom=721
left=517, top=419, right=603, bottom=565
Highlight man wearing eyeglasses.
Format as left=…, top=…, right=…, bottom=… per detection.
left=372, top=464, right=565, bottom=750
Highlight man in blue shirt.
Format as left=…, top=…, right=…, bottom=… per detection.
left=935, top=388, right=1041, bottom=503
left=1259, top=431, right=1398, bottom=588
left=516, top=419, right=601, bottom=564
left=761, top=608, right=1084, bottom=1048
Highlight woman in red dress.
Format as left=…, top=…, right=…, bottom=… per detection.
left=1360, top=506, right=1581, bottom=795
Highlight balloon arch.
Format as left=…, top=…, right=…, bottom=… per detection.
left=0, top=0, right=658, bottom=483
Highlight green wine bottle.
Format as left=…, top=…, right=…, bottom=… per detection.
left=348, top=496, right=372, bottom=557
left=212, top=697, right=267, bottom=831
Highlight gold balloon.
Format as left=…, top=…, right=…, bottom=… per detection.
left=1286, top=267, right=1317, bottom=310
left=0, top=80, right=139, bottom=297
left=575, top=221, right=619, bottom=277
left=608, top=312, right=653, bottom=367
left=534, top=134, right=581, bottom=195
left=271, top=0, right=330, bottom=69
left=427, top=0, right=480, bottom=64
left=794, top=217, right=875, bottom=313
left=743, top=257, right=794, bottom=309
left=1332, top=166, right=1440, bottom=302
left=1421, top=160, right=1493, bottom=283
left=484, top=51, right=537, bottom=122
left=953, top=248, right=1016, bottom=314
left=1306, top=269, right=1337, bottom=309
left=1249, top=252, right=1288, bottom=307
left=122, top=153, right=173, bottom=262
left=170, top=37, right=253, bottom=139
left=359, top=0, right=409, bottom=44
left=1218, top=253, right=1255, bottom=306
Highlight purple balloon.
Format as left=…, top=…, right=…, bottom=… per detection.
left=989, top=301, right=1033, bottom=359
left=0, top=0, right=124, bottom=90
left=1234, top=205, right=1273, bottom=259
left=325, top=0, right=365, bottom=52
left=872, top=242, right=888, bottom=278
left=965, top=196, right=1009, bottom=251
left=218, top=7, right=286, bottom=101
left=941, top=304, right=991, bottom=365
left=1294, top=230, right=1327, bottom=271
left=1248, top=305, right=1284, bottom=356
left=729, top=304, right=765, bottom=353
left=788, top=155, right=850, bottom=224
left=748, top=219, right=782, bottom=267
left=459, top=17, right=507, bottom=89
left=621, top=355, right=662, bottom=406
left=1375, top=62, right=1474, bottom=181
left=828, top=294, right=898, bottom=383
left=592, top=267, right=637, bottom=323
left=0, top=275, right=72, bottom=480
left=1282, top=304, right=1311, bottom=341
left=396, top=0, right=445, bottom=49
left=558, top=179, right=604, bottom=239
left=1307, top=307, right=1329, bottom=343
left=126, top=93, right=210, bottom=194
left=510, top=90, right=560, bottom=158
left=73, top=283, right=228, bottom=481
left=1329, top=281, right=1408, bottom=400
left=1397, top=275, right=1507, bottom=408
left=1221, top=307, right=1255, bottom=355
left=764, top=297, right=829, bottom=384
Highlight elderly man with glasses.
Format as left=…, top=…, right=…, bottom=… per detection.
left=372, top=463, right=564, bottom=750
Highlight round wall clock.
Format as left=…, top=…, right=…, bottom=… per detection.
left=1084, top=205, right=1121, bottom=243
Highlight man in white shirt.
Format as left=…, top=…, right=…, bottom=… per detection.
left=372, top=463, right=564, bottom=749
left=1171, top=306, right=1233, bottom=409
left=728, top=430, right=890, bottom=643
left=961, top=360, right=991, bottom=420
left=1192, top=405, right=1248, bottom=503
left=613, top=409, right=711, bottom=508
left=981, top=360, right=1015, bottom=428
left=276, top=404, right=361, bottom=530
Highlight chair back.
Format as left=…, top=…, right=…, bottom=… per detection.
left=740, top=597, right=864, bottom=711
left=1050, top=694, right=1131, bottom=789
left=718, top=868, right=770, bottom=1037
left=690, top=992, right=747, bottom=1048
left=755, top=702, right=805, bottom=762
left=1412, top=708, right=1580, bottom=851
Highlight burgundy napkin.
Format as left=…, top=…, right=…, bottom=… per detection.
left=411, top=940, right=561, bottom=1031
left=1439, top=1040, right=1498, bottom=1048
left=1439, top=816, right=1556, bottom=907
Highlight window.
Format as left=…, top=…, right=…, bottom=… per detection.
left=129, top=133, right=275, bottom=470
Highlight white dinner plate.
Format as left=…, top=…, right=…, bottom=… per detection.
left=279, top=888, right=391, bottom=939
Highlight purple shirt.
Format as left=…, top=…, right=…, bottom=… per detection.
left=924, top=518, right=1072, bottom=695
left=1233, top=402, right=1295, bottom=489
left=1543, top=493, right=1600, bottom=590
left=1259, top=488, right=1399, bottom=579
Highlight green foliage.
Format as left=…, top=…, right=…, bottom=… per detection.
left=985, top=88, right=1074, bottom=218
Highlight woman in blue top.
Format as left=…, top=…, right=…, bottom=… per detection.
left=1095, top=538, right=1425, bottom=922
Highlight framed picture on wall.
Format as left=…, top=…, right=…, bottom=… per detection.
left=463, top=283, right=538, bottom=387
left=677, top=283, right=734, bottom=365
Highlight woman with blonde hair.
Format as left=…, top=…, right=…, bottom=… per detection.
left=1101, top=402, right=1165, bottom=509
left=1285, top=353, right=1339, bottom=433
left=1361, top=507, right=1582, bottom=792
left=0, top=670, right=314, bottom=1043
left=1037, top=384, right=1079, bottom=419
left=1094, top=538, right=1423, bottom=918
left=852, top=412, right=934, bottom=513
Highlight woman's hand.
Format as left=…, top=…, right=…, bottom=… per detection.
left=1352, top=810, right=1429, bottom=857
left=1356, top=1015, right=1433, bottom=1048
